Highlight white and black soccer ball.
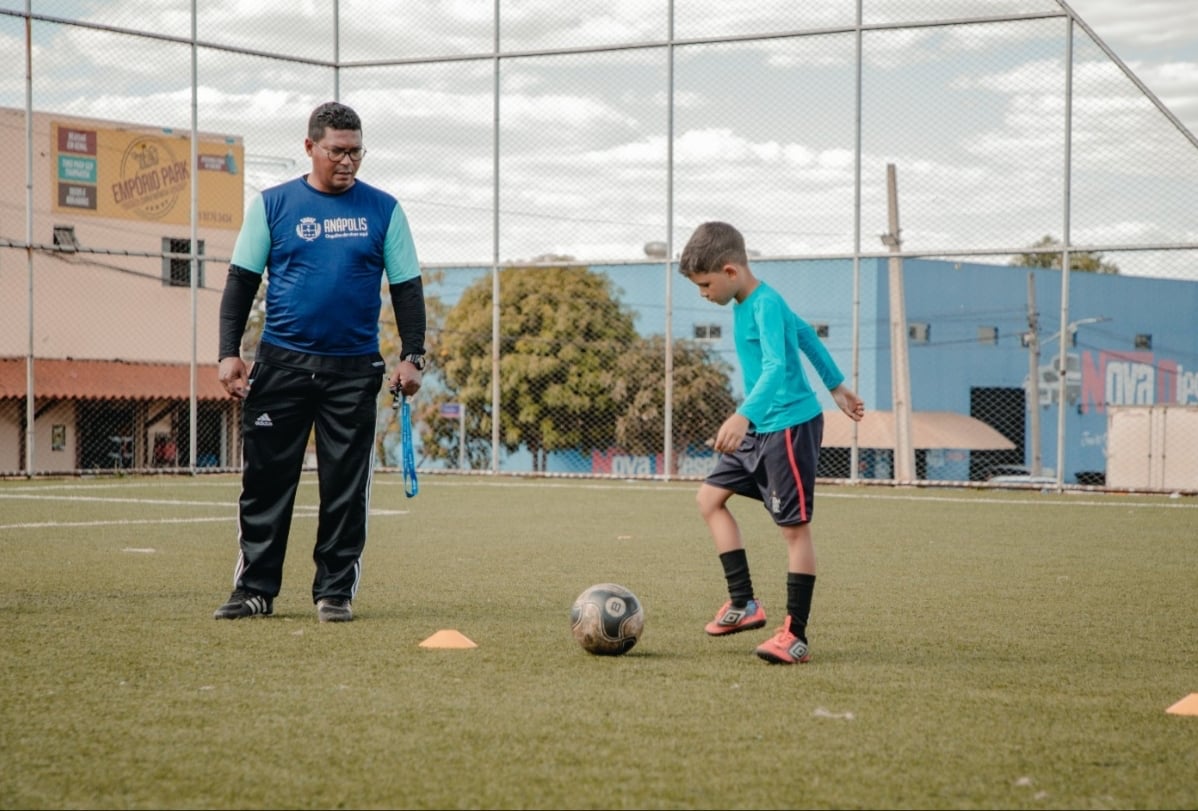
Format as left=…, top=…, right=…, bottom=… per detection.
left=570, top=583, right=644, bottom=656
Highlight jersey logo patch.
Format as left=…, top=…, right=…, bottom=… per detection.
left=295, top=217, right=322, bottom=241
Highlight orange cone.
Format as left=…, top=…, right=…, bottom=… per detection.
left=1165, top=693, right=1198, bottom=716
left=419, top=629, right=478, bottom=649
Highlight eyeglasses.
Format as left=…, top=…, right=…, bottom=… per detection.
left=315, top=143, right=366, bottom=162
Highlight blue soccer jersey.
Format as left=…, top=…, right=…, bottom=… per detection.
left=230, top=176, right=420, bottom=356
left=734, top=281, right=844, bottom=432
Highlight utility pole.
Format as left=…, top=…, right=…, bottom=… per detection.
left=882, top=163, right=915, bottom=482
left=1025, top=273, right=1042, bottom=476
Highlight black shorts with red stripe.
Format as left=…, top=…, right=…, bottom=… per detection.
left=704, top=413, right=824, bottom=526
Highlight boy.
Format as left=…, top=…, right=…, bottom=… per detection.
left=679, top=221, right=865, bottom=664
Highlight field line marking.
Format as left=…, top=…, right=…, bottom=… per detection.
left=3, top=477, right=1192, bottom=514
left=383, top=477, right=1198, bottom=510
left=0, top=507, right=407, bottom=532
left=0, top=493, right=236, bottom=507
left=0, top=516, right=241, bottom=530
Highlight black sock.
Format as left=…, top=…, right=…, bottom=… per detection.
left=718, top=549, right=754, bottom=607
left=787, top=572, right=816, bottom=643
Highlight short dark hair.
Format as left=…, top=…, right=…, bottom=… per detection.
left=679, top=221, right=747, bottom=277
left=308, top=101, right=362, bottom=141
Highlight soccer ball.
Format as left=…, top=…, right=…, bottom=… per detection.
left=570, top=583, right=644, bottom=656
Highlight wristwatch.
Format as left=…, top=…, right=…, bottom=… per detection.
left=401, top=353, right=426, bottom=371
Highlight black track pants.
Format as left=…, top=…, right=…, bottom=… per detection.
left=232, top=360, right=383, bottom=603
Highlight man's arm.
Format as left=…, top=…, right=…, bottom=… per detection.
left=388, top=276, right=426, bottom=397
left=218, top=265, right=262, bottom=361
left=217, top=265, right=262, bottom=400
left=383, top=200, right=425, bottom=395
left=388, top=276, right=426, bottom=358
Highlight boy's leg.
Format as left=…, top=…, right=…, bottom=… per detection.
left=696, top=482, right=741, bottom=554
left=698, top=483, right=767, bottom=635
left=754, top=533, right=815, bottom=662
left=781, top=522, right=816, bottom=644
left=755, top=421, right=821, bottom=663
left=783, top=521, right=816, bottom=575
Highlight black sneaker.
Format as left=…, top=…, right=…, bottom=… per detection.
left=316, top=597, right=353, bottom=623
left=213, top=589, right=273, bottom=620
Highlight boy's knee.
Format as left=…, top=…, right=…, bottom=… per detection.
left=695, top=485, right=726, bottom=516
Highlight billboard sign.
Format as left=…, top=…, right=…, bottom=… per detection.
left=52, top=121, right=244, bottom=230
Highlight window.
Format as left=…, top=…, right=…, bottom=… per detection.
left=163, top=237, right=205, bottom=287
left=977, top=326, right=998, bottom=345
left=908, top=322, right=930, bottom=343
left=53, top=225, right=80, bottom=252
left=693, top=323, right=722, bottom=341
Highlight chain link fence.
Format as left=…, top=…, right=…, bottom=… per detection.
left=2, top=2, right=1196, bottom=492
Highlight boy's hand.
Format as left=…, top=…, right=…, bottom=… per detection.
left=712, top=413, right=751, bottom=453
left=831, top=384, right=865, bottom=422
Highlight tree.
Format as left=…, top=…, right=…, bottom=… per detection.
left=434, top=265, right=638, bottom=471
left=1010, top=235, right=1120, bottom=274
left=236, top=280, right=268, bottom=361
left=612, top=335, right=737, bottom=459
left=411, top=392, right=494, bottom=471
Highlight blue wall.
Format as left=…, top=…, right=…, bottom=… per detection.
left=423, top=259, right=1198, bottom=481
left=860, top=259, right=1196, bottom=479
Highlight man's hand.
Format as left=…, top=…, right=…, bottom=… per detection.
left=390, top=359, right=423, bottom=398
left=218, top=356, right=249, bottom=399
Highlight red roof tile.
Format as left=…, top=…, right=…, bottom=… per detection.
left=0, top=357, right=228, bottom=401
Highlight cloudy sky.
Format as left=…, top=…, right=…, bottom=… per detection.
left=1065, top=0, right=1198, bottom=126
left=2, top=0, right=1196, bottom=276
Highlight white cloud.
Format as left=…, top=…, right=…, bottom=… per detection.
left=2, top=1, right=1195, bottom=271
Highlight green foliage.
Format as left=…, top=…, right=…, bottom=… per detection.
left=2, top=475, right=1196, bottom=810
left=239, top=278, right=267, bottom=360
left=413, top=392, right=492, bottom=470
left=436, top=265, right=639, bottom=470
left=1011, top=235, right=1120, bottom=274
left=613, top=335, right=737, bottom=456
left=422, top=267, right=739, bottom=471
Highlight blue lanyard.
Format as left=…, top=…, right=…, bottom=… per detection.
left=399, top=393, right=419, bottom=498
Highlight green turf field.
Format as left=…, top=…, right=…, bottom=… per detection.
left=1, top=474, right=1195, bottom=810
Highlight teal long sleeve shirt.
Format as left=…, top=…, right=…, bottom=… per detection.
left=734, top=281, right=845, bottom=432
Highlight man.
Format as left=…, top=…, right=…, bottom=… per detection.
left=213, top=101, right=426, bottom=623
